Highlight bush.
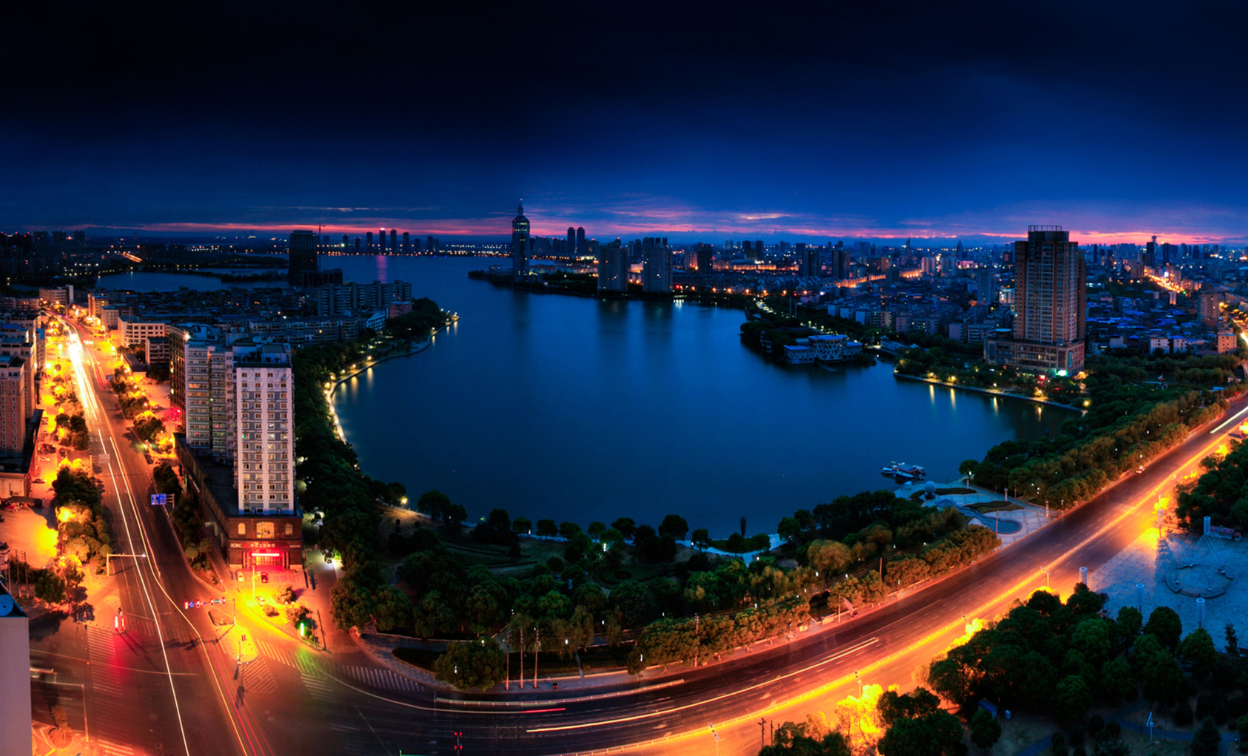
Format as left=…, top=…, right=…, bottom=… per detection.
left=1174, top=698, right=1194, bottom=727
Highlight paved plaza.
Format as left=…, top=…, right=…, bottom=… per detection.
left=896, top=480, right=1054, bottom=548
left=1093, top=528, right=1248, bottom=652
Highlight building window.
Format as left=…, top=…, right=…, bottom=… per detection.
left=284, top=523, right=293, bottom=536
left=257, top=522, right=274, bottom=538
left=237, top=523, right=246, bottom=536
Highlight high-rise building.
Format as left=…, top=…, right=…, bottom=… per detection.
left=798, top=243, right=820, bottom=277
left=341, top=234, right=349, bottom=249
left=427, top=235, right=438, bottom=254
left=390, top=228, right=398, bottom=252
left=985, top=226, right=1086, bottom=373
left=976, top=267, right=995, bottom=304
left=512, top=201, right=529, bottom=278
left=1199, top=290, right=1220, bottom=326
left=0, top=581, right=31, bottom=756
left=233, top=342, right=295, bottom=515
left=694, top=243, right=713, bottom=273
left=402, top=232, right=410, bottom=253
left=567, top=227, right=576, bottom=260
left=576, top=226, right=586, bottom=256
left=287, top=230, right=319, bottom=286
left=366, top=231, right=374, bottom=252
left=642, top=237, right=671, bottom=293
left=597, top=240, right=628, bottom=292
left=0, top=356, right=26, bottom=456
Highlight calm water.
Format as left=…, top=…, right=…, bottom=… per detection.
left=325, top=256, right=1070, bottom=538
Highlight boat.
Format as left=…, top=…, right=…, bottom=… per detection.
left=881, top=461, right=926, bottom=479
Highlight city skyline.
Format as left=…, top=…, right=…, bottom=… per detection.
left=8, top=3, right=1248, bottom=244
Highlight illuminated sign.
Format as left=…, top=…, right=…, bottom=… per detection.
left=151, top=493, right=167, bottom=506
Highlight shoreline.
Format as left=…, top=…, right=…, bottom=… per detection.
left=893, top=372, right=1087, bottom=413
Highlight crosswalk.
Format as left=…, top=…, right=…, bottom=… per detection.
left=94, top=740, right=135, bottom=756
left=255, top=638, right=298, bottom=668
left=85, top=627, right=143, bottom=751
left=341, top=664, right=421, bottom=693
left=240, top=656, right=278, bottom=695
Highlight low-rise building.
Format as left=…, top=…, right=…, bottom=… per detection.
left=117, top=316, right=167, bottom=347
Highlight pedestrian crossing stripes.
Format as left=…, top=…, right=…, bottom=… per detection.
left=342, top=664, right=420, bottom=693
left=240, top=657, right=278, bottom=695
left=255, top=638, right=297, bottom=668
left=95, top=740, right=135, bottom=756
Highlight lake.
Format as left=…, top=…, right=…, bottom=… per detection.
left=325, top=255, right=1070, bottom=538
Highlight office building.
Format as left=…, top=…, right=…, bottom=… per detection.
left=694, top=243, right=713, bottom=273
left=342, top=234, right=349, bottom=250
left=576, top=226, right=586, bottom=256
left=976, top=267, right=995, bottom=304
left=512, top=201, right=529, bottom=278
left=798, top=243, right=819, bottom=277
left=402, top=232, right=410, bottom=253
left=390, top=228, right=397, bottom=252
left=287, top=230, right=319, bottom=286
left=1199, top=290, right=1220, bottom=326
left=567, top=227, right=576, bottom=259
left=366, top=231, right=374, bottom=252
left=597, top=240, right=628, bottom=292
left=985, top=226, right=1086, bottom=373
left=642, top=238, right=671, bottom=293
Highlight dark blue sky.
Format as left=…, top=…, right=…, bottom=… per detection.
left=5, top=1, right=1248, bottom=244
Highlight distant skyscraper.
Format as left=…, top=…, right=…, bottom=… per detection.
left=694, top=243, right=713, bottom=273
left=342, top=234, right=349, bottom=249
left=976, top=267, right=995, bottom=304
left=755, top=240, right=764, bottom=259
left=798, top=243, right=819, bottom=277
left=427, top=236, right=438, bottom=254
left=642, top=238, right=671, bottom=293
left=354, top=237, right=361, bottom=251
left=402, top=232, right=410, bottom=254
left=985, top=226, right=1086, bottom=373
left=576, top=226, right=586, bottom=256
left=287, top=229, right=319, bottom=286
left=512, top=201, right=529, bottom=278
left=597, top=240, right=628, bottom=292
left=567, top=227, right=576, bottom=260
left=390, top=228, right=398, bottom=252
left=366, top=231, right=374, bottom=251
left=1199, top=290, right=1220, bottom=326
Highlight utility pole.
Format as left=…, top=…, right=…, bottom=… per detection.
left=505, top=630, right=510, bottom=690
left=518, top=628, right=524, bottom=691
left=534, top=627, right=540, bottom=689
left=759, top=718, right=767, bottom=747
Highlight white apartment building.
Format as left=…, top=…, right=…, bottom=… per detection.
left=233, top=343, right=294, bottom=515
left=117, top=316, right=167, bottom=347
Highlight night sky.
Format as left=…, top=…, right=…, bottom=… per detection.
left=5, top=1, right=1248, bottom=244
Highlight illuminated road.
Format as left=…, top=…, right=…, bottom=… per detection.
left=43, top=314, right=1248, bottom=756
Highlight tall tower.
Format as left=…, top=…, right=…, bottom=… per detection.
left=512, top=201, right=530, bottom=278
left=986, top=225, right=1086, bottom=373
left=576, top=226, right=586, bottom=256
left=287, top=229, right=319, bottom=286
left=390, top=228, right=398, bottom=252
left=567, top=227, right=576, bottom=260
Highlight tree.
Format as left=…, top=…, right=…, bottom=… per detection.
left=658, top=514, right=689, bottom=541
left=1226, top=623, right=1239, bottom=657
left=1190, top=717, right=1221, bottom=756
left=1144, top=606, right=1182, bottom=651
left=691, top=528, right=711, bottom=551
left=371, top=585, right=413, bottom=632
left=433, top=638, right=506, bottom=691
left=1236, top=714, right=1248, bottom=754
left=441, top=503, right=467, bottom=528
left=536, top=519, right=558, bottom=537
left=416, top=490, right=450, bottom=521
left=1116, top=606, right=1143, bottom=639
left=587, top=521, right=606, bottom=540
left=35, top=571, right=66, bottom=604
left=970, top=709, right=1002, bottom=751
left=879, top=688, right=941, bottom=726
left=1100, top=657, right=1135, bottom=701
left=1140, top=650, right=1182, bottom=705
left=512, top=516, right=532, bottom=534
left=611, top=517, right=637, bottom=541
left=1179, top=628, right=1218, bottom=680
left=1055, top=675, right=1092, bottom=726
left=877, top=711, right=963, bottom=756
left=760, top=720, right=851, bottom=756
left=329, top=572, right=376, bottom=630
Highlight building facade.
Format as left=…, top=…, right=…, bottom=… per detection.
left=642, top=238, right=672, bottom=293
left=597, top=240, right=628, bottom=292
left=288, top=229, right=319, bottom=286
left=985, top=226, right=1087, bottom=373
left=512, top=201, right=529, bottom=278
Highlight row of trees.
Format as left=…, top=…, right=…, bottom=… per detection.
left=960, top=378, right=1227, bottom=509
left=1175, top=438, right=1248, bottom=530
left=53, top=410, right=90, bottom=451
